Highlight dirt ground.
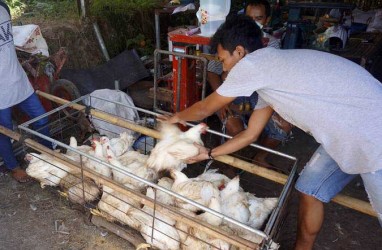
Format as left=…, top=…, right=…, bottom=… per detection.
left=2, top=8, right=381, bottom=250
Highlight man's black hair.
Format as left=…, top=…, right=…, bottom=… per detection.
left=210, top=15, right=263, bottom=54
left=245, top=0, right=271, bottom=18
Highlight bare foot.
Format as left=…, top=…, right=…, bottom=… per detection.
left=11, top=167, right=31, bottom=183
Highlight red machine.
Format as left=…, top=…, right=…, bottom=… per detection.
left=15, top=48, right=80, bottom=123
left=164, top=28, right=210, bottom=112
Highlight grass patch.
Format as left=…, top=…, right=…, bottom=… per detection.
left=5, top=0, right=78, bottom=20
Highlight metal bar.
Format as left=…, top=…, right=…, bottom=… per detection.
left=156, top=49, right=210, bottom=61
left=80, top=0, right=86, bottom=18
left=93, top=22, right=110, bottom=61
left=201, top=57, right=207, bottom=100
left=264, top=161, right=298, bottom=236
left=153, top=50, right=159, bottom=112
left=19, top=95, right=88, bottom=128
left=155, top=10, right=161, bottom=50
left=176, top=56, right=182, bottom=112
left=17, top=125, right=269, bottom=239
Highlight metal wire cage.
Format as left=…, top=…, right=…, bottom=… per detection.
left=17, top=91, right=298, bottom=250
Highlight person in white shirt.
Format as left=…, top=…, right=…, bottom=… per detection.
left=162, top=15, right=382, bottom=250
left=207, top=0, right=291, bottom=173
left=0, top=1, right=52, bottom=182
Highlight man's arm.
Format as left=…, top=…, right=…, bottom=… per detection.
left=186, top=106, right=274, bottom=163
left=165, top=91, right=236, bottom=123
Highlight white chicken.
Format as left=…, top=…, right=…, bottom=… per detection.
left=181, top=197, right=227, bottom=250
left=182, top=227, right=231, bottom=250
left=135, top=179, right=181, bottom=249
left=100, top=132, right=135, bottom=157
left=196, top=196, right=222, bottom=226
left=220, top=176, right=250, bottom=232
left=106, top=147, right=157, bottom=191
left=147, top=123, right=208, bottom=172
left=130, top=207, right=181, bottom=250
left=59, top=173, right=100, bottom=205
left=97, top=185, right=141, bottom=229
left=171, top=170, right=220, bottom=212
left=195, top=169, right=233, bottom=191
left=25, top=153, right=73, bottom=188
left=144, top=187, right=176, bottom=226
left=118, top=150, right=149, bottom=166
left=154, top=177, right=175, bottom=207
left=246, top=193, right=278, bottom=229
left=64, top=136, right=93, bottom=163
left=84, top=140, right=112, bottom=183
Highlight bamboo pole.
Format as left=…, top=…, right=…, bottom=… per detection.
left=34, top=91, right=378, bottom=217
left=0, top=125, right=258, bottom=249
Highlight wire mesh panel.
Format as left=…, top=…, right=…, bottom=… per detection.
left=18, top=92, right=298, bottom=250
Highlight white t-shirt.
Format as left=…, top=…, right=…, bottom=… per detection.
left=217, top=47, right=382, bottom=174
left=0, top=4, right=34, bottom=109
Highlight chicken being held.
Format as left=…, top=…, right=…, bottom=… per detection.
left=25, top=153, right=73, bottom=188
left=147, top=123, right=208, bottom=173
left=171, top=170, right=219, bottom=212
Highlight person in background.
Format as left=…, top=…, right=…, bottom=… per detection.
left=162, top=15, right=382, bottom=250
left=207, top=0, right=292, bottom=171
left=0, top=1, right=52, bottom=182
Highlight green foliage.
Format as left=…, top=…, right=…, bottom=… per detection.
left=4, top=0, right=26, bottom=16
left=90, top=0, right=164, bottom=57
left=5, top=0, right=78, bottom=19
left=126, top=33, right=154, bottom=56
left=91, top=0, right=162, bottom=16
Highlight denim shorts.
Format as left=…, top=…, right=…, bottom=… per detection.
left=296, top=145, right=382, bottom=224
left=295, top=145, right=356, bottom=203
left=263, top=115, right=292, bottom=143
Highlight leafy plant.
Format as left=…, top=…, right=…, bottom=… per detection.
left=5, top=0, right=78, bottom=19
left=89, top=0, right=164, bottom=57
left=4, top=0, right=27, bottom=16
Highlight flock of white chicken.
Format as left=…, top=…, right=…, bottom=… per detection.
left=25, top=123, right=279, bottom=250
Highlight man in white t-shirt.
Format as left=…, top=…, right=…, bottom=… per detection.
left=207, top=0, right=291, bottom=172
left=0, top=1, right=52, bottom=182
left=162, top=15, right=382, bottom=249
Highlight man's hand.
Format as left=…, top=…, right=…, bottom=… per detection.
left=157, top=114, right=187, bottom=126
left=185, top=143, right=210, bottom=164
